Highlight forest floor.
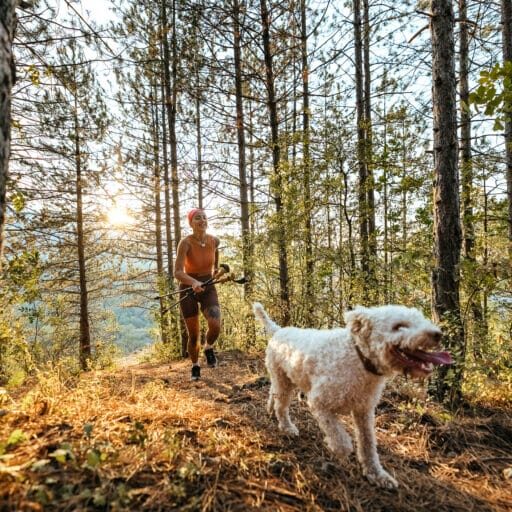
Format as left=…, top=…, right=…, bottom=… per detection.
left=1, top=349, right=511, bottom=511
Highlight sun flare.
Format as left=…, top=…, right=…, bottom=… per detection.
left=106, top=204, right=135, bottom=227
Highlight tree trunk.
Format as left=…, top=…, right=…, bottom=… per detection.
left=353, top=0, right=370, bottom=295
left=232, top=0, right=253, bottom=299
left=161, top=0, right=186, bottom=355
left=195, top=91, right=203, bottom=209
left=363, top=0, right=377, bottom=299
left=260, top=0, right=291, bottom=325
left=73, top=92, right=91, bottom=371
left=151, top=87, right=169, bottom=344
left=430, top=0, right=465, bottom=407
left=502, top=0, right=512, bottom=260
left=301, top=0, right=314, bottom=323
left=0, top=0, right=15, bottom=269
left=459, top=0, right=486, bottom=351
left=160, top=72, right=173, bottom=282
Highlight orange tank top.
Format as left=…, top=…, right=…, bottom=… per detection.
left=184, top=234, right=216, bottom=275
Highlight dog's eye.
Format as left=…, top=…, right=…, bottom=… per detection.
left=392, top=323, right=409, bottom=331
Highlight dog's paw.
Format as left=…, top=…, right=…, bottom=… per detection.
left=280, top=424, right=299, bottom=436
left=328, top=437, right=354, bottom=459
left=365, top=469, right=398, bottom=489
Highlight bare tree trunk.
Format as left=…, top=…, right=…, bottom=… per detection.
left=430, top=0, right=465, bottom=407
left=191, top=5, right=204, bottom=209
left=260, top=0, right=291, bottom=325
left=340, top=161, right=355, bottom=306
left=195, top=92, right=203, bottom=209
left=459, top=0, right=485, bottom=352
left=363, top=0, right=377, bottom=300
left=73, top=92, right=91, bottom=371
left=354, top=0, right=370, bottom=294
left=160, top=75, right=173, bottom=281
left=0, top=0, right=15, bottom=269
left=300, top=0, right=314, bottom=323
left=151, top=87, right=169, bottom=344
left=381, top=80, right=390, bottom=303
left=232, top=0, right=253, bottom=299
left=161, top=0, right=186, bottom=355
left=502, top=0, right=512, bottom=260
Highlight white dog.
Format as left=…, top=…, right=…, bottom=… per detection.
left=253, top=302, right=452, bottom=489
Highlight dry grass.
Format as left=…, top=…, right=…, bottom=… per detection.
left=1, top=349, right=511, bottom=511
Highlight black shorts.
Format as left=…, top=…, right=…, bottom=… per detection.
left=179, top=275, right=220, bottom=319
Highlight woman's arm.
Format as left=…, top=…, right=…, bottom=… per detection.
left=213, top=236, right=220, bottom=278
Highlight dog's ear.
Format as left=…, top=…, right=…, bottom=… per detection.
left=345, top=306, right=372, bottom=339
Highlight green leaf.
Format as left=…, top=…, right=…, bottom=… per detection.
left=85, top=448, right=103, bottom=469
left=493, top=119, right=504, bottom=131
left=11, top=192, right=25, bottom=213
left=7, top=429, right=26, bottom=448
left=49, top=444, right=75, bottom=464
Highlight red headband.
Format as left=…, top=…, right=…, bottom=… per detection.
left=187, top=208, right=204, bottom=226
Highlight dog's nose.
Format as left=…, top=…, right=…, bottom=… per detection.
left=430, top=330, right=442, bottom=343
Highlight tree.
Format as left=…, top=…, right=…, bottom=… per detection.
left=0, top=0, right=16, bottom=268
left=502, top=0, right=512, bottom=260
left=231, top=0, right=253, bottom=299
left=430, top=0, right=465, bottom=406
left=259, top=0, right=291, bottom=324
left=458, top=0, right=486, bottom=352
left=353, top=0, right=371, bottom=298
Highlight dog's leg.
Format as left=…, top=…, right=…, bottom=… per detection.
left=269, top=369, right=298, bottom=436
left=309, top=403, right=353, bottom=459
left=352, top=409, right=398, bottom=489
left=266, top=382, right=275, bottom=414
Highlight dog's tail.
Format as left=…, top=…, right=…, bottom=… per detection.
left=253, top=302, right=280, bottom=336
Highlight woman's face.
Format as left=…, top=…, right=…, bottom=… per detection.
left=191, top=211, right=208, bottom=229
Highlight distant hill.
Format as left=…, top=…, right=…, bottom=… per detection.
left=105, top=296, right=155, bottom=354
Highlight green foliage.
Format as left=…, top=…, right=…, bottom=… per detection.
left=49, top=443, right=75, bottom=464
left=469, top=61, right=512, bottom=130
left=0, top=429, right=27, bottom=456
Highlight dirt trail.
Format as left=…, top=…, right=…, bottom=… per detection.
left=1, top=349, right=511, bottom=511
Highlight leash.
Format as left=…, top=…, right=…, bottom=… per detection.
left=153, top=263, right=231, bottom=300
left=159, top=276, right=249, bottom=314
left=154, top=263, right=249, bottom=313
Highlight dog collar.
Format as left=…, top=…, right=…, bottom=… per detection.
left=353, top=342, right=383, bottom=376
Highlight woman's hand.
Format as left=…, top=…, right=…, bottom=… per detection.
left=191, top=280, right=205, bottom=293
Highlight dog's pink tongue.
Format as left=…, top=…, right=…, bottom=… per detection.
left=412, top=350, right=453, bottom=365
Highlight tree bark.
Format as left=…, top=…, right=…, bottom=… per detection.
left=232, top=0, right=253, bottom=299
left=151, top=87, right=169, bottom=344
left=459, top=0, right=486, bottom=350
left=502, top=0, right=512, bottom=260
left=430, top=0, right=465, bottom=406
left=353, top=0, right=370, bottom=294
left=73, top=88, right=91, bottom=371
left=363, top=0, right=377, bottom=298
left=161, top=0, right=187, bottom=355
left=0, top=0, right=15, bottom=269
left=159, top=72, right=173, bottom=282
left=301, top=0, right=314, bottom=323
left=260, top=0, right=291, bottom=325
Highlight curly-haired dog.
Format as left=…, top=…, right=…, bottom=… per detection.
left=253, top=303, right=452, bottom=489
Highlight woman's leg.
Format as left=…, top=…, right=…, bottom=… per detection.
left=179, top=288, right=200, bottom=365
left=203, top=305, right=221, bottom=346
left=184, top=315, right=201, bottom=364
left=201, top=286, right=221, bottom=347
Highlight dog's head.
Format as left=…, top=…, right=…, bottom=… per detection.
left=345, top=305, right=452, bottom=378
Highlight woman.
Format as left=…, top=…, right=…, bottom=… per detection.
left=174, top=208, right=221, bottom=381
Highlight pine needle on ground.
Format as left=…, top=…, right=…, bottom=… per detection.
left=0, top=349, right=511, bottom=511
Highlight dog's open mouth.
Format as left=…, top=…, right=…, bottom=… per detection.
left=391, top=346, right=453, bottom=376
